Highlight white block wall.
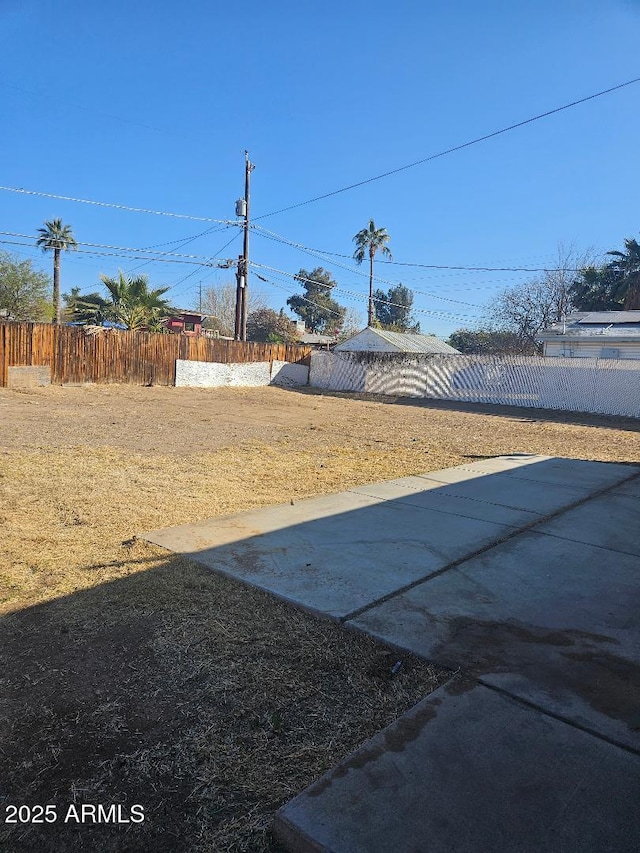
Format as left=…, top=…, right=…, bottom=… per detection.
left=175, top=359, right=309, bottom=388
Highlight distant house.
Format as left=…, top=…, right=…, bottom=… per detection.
left=335, top=327, right=460, bottom=355
left=293, top=320, right=334, bottom=348
left=538, top=312, right=640, bottom=360
left=164, top=310, right=207, bottom=336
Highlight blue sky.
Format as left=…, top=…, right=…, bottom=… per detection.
left=1, top=0, right=639, bottom=337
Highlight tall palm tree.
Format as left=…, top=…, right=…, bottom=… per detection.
left=36, top=219, right=77, bottom=324
left=606, top=238, right=640, bottom=310
left=353, top=219, right=392, bottom=326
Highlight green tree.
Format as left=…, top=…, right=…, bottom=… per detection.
left=246, top=308, right=299, bottom=343
left=352, top=219, right=392, bottom=326
left=74, top=271, right=174, bottom=330
left=0, top=252, right=52, bottom=321
left=372, top=284, right=419, bottom=332
left=286, top=267, right=346, bottom=334
left=446, top=329, right=527, bottom=355
left=62, top=286, right=110, bottom=324
left=569, top=265, right=623, bottom=312
left=604, top=237, right=640, bottom=309
left=36, top=219, right=77, bottom=324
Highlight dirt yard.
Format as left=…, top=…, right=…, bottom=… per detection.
left=1, top=384, right=637, bottom=852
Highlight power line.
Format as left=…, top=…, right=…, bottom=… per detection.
left=162, top=231, right=243, bottom=293
left=0, top=229, right=239, bottom=263
left=254, top=273, right=344, bottom=318
left=251, top=262, right=474, bottom=321
left=0, top=185, right=235, bottom=224
left=251, top=225, right=484, bottom=308
left=255, top=76, right=640, bottom=219
left=0, top=238, right=228, bottom=267
left=251, top=223, right=585, bottom=273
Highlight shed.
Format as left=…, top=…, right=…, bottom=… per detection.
left=538, top=311, right=640, bottom=359
left=335, top=327, right=460, bottom=354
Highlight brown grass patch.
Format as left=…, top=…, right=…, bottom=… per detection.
left=0, top=385, right=637, bottom=851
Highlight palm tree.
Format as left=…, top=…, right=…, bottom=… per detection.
left=352, top=219, right=392, bottom=326
left=36, top=219, right=77, bottom=324
left=606, top=238, right=640, bottom=309
left=99, top=271, right=173, bottom=330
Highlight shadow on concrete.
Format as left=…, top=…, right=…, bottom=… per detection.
left=3, top=457, right=639, bottom=853
left=142, top=456, right=640, bottom=754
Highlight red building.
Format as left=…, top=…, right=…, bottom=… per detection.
left=164, top=310, right=206, bottom=336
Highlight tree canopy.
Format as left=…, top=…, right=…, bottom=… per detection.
left=200, top=283, right=267, bottom=337
left=372, top=284, right=419, bottom=332
left=352, top=220, right=392, bottom=326
left=36, top=219, right=77, bottom=324
left=483, top=246, right=587, bottom=352
left=603, top=237, right=640, bottom=310
left=70, top=272, right=174, bottom=331
left=446, top=329, right=525, bottom=355
left=0, top=252, right=52, bottom=321
left=569, top=265, right=623, bottom=312
left=286, top=267, right=345, bottom=334
left=62, top=287, right=111, bottom=325
left=246, top=308, right=299, bottom=343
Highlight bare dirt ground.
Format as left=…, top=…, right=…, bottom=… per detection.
left=0, top=384, right=637, bottom=852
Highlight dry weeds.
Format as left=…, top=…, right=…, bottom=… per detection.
left=0, top=385, right=637, bottom=851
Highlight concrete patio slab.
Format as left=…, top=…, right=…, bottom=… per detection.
left=419, top=456, right=631, bottom=492
left=350, top=527, right=640, bottom=751
left=536, top=489, right=640, bottom=556
left=274, top=681, right=640, bottom=853
left=350, top=478, right=543, bottom=527
left=498, top=456, right=635, bottom=490
left=145, top=494, right=515, bottom=619
left=141, top=455, right=640, bottom=853
left=353, top=473, right=585, bottom=524
left=617, top=476, right=640, bottom=499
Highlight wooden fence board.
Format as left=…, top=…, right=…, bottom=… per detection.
left=0, top=323, right=312, bottom=388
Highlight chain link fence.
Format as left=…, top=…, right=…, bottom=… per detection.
left=309, top=351, right=640, bottom=419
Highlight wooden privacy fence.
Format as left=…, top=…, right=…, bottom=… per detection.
left=0, top=323, right=311, bottom=387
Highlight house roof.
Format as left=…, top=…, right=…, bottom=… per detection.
left=299, top=332, right=334, bottom=345
left=539, top=311, right=640, bottom=340
left=335, top=327, right=460, bottom=354
left=575, top=311, right=640, bottom=324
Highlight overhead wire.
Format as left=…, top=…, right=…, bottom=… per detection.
left=0, top=185, right=236, bottom=224
left=251, top=223, right=585, bottom=273
left=254, top=76, right=640, bottom=220
left=251, top=262, right=474, bottom=322
left=254, top=272, right=345, bottom=319
left=251, top=224, right=484, bottom=309
left=0, top=229, right=238, bottom=263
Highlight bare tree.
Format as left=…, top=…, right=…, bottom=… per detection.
left=484, top=245, right=593, bottom=352
left=337, top=306, right=365, bottom=342
left=199, top=283, right=267, bottom=336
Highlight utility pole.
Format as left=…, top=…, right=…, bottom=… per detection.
left=198, top=281, right=202, bottom=314
left=234, top=150, right=255, bottom=341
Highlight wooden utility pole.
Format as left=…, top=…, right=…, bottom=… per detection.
left=234, top=151, right=255, bottom=341
left=234, top=254, right=244, bottom=340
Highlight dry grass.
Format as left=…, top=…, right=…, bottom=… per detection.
left=0, top=385, right=637, bottom=851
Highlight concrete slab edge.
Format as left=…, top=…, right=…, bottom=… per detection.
left=478, top=679, right=640, bottom=758
left=339, top=467, right=640, bottom=624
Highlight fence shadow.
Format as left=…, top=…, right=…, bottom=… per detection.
left=289, top=385, right=640, bottom=433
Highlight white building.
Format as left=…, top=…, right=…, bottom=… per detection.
left=538, top=312, right=640, bottom=359
left=335, top=327, right=460, bottom=355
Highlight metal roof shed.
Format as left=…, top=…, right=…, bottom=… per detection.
left=335, top=327, right=460, bottom=354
